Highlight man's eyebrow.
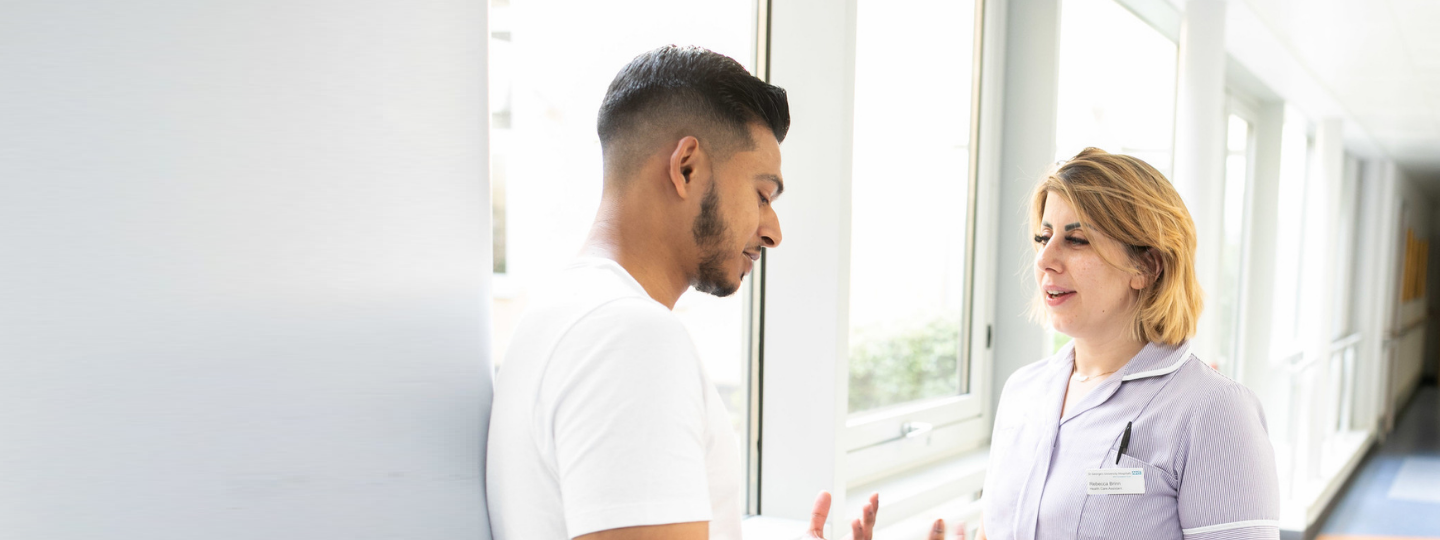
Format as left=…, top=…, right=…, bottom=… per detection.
left=757, top=174, right=784, bottom=197
left=1064, top=222, right=1082, bottom=232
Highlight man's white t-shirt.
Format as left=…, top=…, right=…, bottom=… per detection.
left=487, top=257, right=743, bottom=540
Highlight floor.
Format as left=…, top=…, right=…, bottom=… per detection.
left=1318, top=385, right=1440, bottom=540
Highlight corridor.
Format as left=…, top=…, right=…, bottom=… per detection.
left=1320, top=385, right=1440, bottom=539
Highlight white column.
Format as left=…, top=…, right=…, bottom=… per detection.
left=1299, top=117, right=1344, bottom=487
left=1238, top=102, right=1290, bottom=501
left=0, top=1, right=493, bottom=537
left=1171, top=0, right=1228, bottom=361
left=1375, top=160, right=1402, bottom=434
left=761, top=0, right=857, bottom=528
left=1237, top=104, right=1284, bottom=380
left=1355, top=159, right=1400, bottom=436
left=991, top=0, right=1063, bottom=414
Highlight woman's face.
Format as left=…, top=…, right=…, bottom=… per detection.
left=1034, top=191, right=1146, bottom=342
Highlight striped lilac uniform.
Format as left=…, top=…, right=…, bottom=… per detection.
left=983, top=340, right=1280, bottom=540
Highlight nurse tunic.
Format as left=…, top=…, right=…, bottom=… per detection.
left=983, top=341, right=1281, bottom=540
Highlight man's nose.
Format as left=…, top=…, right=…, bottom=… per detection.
left=760, top=211, right=782, bottom=248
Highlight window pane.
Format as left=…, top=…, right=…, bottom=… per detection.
left=487, top=0, right=758, bottom=508
left=1213, top=114, right=1251, bottom=378
left=1271, top=110, right=1310, bottom=347
left=848, top=0, right=976, bottom=414
left=1331, top=156, right=1361, bottom=339
left=1054, top=0, right=1177, bottom=175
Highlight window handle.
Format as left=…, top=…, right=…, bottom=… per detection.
left=901, top=421, right=933, bottom=439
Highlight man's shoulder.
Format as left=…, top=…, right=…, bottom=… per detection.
left=527, top=285, right=694, bottom=372
left=518, top=259, right=668, bottom=334
left=528, top=288, right=680, bottom=344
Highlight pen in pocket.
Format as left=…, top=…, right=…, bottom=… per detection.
left=1116, top=421, right=1132, bottom=465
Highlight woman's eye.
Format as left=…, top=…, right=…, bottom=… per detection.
left=1033, top=234, right=1050, bottom=245
left=1066, top=236, right=1089, bottom=246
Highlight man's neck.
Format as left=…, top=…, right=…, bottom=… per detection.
left=581, top=198, right=691, bottom=310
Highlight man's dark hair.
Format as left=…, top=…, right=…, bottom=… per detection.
left=597, top=45, right=790, bottom=178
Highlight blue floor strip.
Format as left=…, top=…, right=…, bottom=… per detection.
left=1321, top=385, right=1440, bottom=537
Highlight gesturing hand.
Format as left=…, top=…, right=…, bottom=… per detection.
left=803, top=491, right=879, bottom=540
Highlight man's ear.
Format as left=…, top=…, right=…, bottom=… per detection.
left=667, top=136, right=702, bottom=199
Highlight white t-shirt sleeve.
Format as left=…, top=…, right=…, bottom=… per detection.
left=547, top=298, right=712, bottom=538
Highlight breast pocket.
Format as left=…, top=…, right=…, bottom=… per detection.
left=1074, top=447, right=1181, bottom=540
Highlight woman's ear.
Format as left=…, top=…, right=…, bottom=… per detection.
left=1130, top=249, right=1162, bottom=290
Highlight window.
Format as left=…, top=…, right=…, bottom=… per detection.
left=1046, top=0, right=1178, bottom=355
left=1331, top=155, right=1362, bottom=340
left=844, top=0, right=983, bottom=476
left=1054, top=0, right=1177, bottom=177
left=487, top=0, right=762, bottom=509
left=1212, top=113, right=1253, bottom=378
left=1270, top=108, right=1311, bottom=352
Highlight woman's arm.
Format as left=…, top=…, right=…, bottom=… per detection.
left=1174, top=384, right=1281, bottom=539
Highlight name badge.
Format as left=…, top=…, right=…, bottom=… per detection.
left=1085, top=468, right=1144, bottom=495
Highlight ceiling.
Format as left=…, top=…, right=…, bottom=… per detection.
left=1185, top=0, right=1440, bottom=182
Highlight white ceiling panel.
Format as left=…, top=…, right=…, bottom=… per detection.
left=1206, top=0, right=1440, bottom=181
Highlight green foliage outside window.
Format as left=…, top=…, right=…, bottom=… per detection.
left=848, top=317, right=960, bottom=412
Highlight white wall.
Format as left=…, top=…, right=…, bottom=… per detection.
left=1395, top=173, right=1433, bottom=412
left=991, top=0, right=1062, bottom=413
left=0, top=2, right=492, bottom=538
left=761, top=0, right=857, bottom=524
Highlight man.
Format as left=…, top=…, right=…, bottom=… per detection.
left=485, top=46, right=879, bottom=540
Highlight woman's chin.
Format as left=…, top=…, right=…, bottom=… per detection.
left=1049, top=320, right=1079, bottom=338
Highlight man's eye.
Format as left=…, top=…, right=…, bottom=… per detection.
left=759, top=193, right=770, bottom=205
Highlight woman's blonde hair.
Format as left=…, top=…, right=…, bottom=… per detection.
left=1030, top=147, right=1202, bottom=345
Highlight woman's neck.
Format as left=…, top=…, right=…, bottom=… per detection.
left=1071, top=330, right=1147, bottom=377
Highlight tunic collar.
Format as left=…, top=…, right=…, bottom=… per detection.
left=1045, top=339, right=1193, bottom=380
left=1048, top=339, right=1194, bottom=425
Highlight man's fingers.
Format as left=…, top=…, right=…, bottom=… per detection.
left=809, top=491, right=832, bottom=536
left=929, top=519, right=945, bottom=540
left=862, top=493, right=879, bottom=538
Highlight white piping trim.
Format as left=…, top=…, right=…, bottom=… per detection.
left=1121, top=343, right=1194, bottom=381
left=1181, top=519, right=1280, bottom=535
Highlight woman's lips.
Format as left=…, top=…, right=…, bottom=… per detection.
left=1044, top=289, right=1076, bottom=306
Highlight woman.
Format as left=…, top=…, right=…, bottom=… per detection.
left=979, top=148, right=1280, bottom=540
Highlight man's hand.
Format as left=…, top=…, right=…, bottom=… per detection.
left=575, top=521, right=707, bottom=540
left=926, top=519, right=974, bottom=540
left=803, top=491, right=879, bottom=540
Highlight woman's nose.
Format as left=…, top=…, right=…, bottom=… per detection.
left=1036, top=241, right=1061, bottom=273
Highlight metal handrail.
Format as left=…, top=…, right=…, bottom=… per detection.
left=1285, top=332, right=1364, bottom=375
left=1283, top=350, right=1312, bottom=374
left=1384, top=317, right=1427, bottom=347
left=1330, top=332, right=1362, bottom=353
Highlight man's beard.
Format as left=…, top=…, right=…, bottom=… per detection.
left=691, top=182, right=740, bottom=297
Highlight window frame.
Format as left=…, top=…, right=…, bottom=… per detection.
left=1212, top=94, right=1260, bottom=380
left=483, top=0, right=772, bottom=515
left=839, top=0, right=992, bottom=482
left=753, top=0, right=1000, bottom=519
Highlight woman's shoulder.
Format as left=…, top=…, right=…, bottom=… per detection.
left=997, top=350, right=1067, bottom=401
left=1162, top=355, right=1268, bottom=425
